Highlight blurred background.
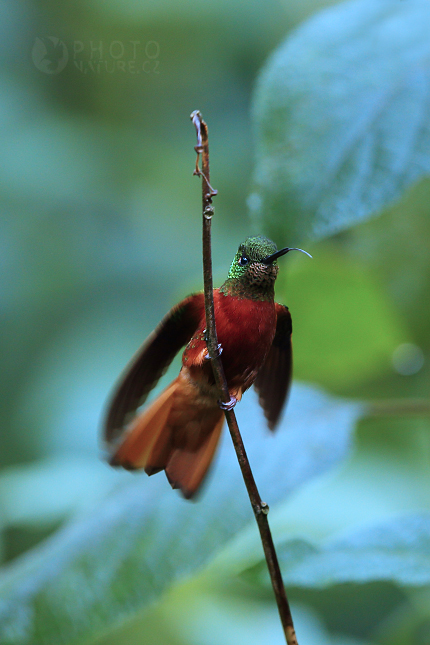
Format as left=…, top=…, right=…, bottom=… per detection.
left=1, top=1, right=430, bottom=644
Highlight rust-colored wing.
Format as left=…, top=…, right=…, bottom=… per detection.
left=104, top=293, right=204, bottom=444
left=253, top=303, right=292, bottom=431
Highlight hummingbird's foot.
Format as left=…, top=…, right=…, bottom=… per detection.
left=218, top=395, right=237, bottom=411
left=204, top=344, right=223, bottom=360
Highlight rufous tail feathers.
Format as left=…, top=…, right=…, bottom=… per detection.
left=110, top=374, right=224, bottom=498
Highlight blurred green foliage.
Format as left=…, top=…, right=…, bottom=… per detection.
left=252, top=0, right=430, bottom=241
left=0, top=0, right=429, bottom=644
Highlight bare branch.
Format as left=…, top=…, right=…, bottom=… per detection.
left=365, top=398, right=430, bottom=418
left=190, top=109, right=298, bottom=645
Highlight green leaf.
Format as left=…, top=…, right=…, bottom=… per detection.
left=140, top=583, right=370, bottom=645
left=251, top=0, right=430, bottom=241
left=0, top=385, right=362, bottom=645
left=246, top=513, right=430, bottom=589
left=277, top=244, right=406, bottom=391
left=0, top=458, right=119, bottom=528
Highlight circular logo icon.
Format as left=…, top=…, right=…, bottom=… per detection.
left=32, top=37, right=68, bottom=75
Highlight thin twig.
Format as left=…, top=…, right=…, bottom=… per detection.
left=364, top=398, right=430, bottom=418
left=190, top=109, right=298, bottom=645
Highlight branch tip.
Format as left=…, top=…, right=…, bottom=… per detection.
left=190, top=109, right=217, bottom=199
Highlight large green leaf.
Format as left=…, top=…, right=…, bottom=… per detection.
left=251, top=0, right=430, bottom=241
left=0, top=385, right=362, bottom=645
left=276, top=244, right=406, bottom=391
left=245, top=513, right=430, bottom=589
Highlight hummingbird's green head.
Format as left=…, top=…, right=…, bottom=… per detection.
left=220, top=236, right=311, bottom=300
left=227, top=236, right=279, bottom=283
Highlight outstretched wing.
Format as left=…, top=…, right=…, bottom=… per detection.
left=104, top=293, right=204, bottom=443
left=253, top=303, right=292, bottom=431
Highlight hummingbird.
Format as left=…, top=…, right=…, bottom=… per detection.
left=104, top=236, right=310, bottom=499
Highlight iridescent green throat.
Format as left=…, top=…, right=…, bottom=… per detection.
left=218, top=236, right=281, bottom=301
left=219, top=262, right=278, bottom=301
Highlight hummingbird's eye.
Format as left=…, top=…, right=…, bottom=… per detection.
left=238, top=256, right=249, bottom=266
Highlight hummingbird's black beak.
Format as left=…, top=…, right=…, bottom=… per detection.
left=262, top=247, right=312, bottom=264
